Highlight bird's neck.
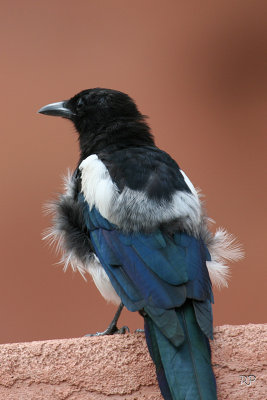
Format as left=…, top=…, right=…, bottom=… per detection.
left=78, top=119, right=155, bottom=159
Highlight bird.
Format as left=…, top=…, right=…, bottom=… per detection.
left=38, top=88, right=243, bottom=400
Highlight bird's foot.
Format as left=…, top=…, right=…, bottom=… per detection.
left=115, top=325, right=130, bottom=334
left=134, top=328, right=145, bottom=333
left=85, top=325, right=129, bottom=337
left=84, top=302, right=128, bottom=337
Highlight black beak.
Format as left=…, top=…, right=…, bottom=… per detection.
left=38, top=101, right=74, bottom=119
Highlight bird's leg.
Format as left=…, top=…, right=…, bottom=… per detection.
left=85, top=302, right=129, bottom=337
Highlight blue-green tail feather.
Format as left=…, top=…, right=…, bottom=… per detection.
left=144, top=301, right=217, bottom=400
left=144, top=317, right=173, bottom=400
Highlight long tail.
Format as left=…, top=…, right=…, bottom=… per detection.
left=144, top=301, right=217, bottom=400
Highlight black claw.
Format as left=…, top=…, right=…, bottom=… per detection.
left=115, top=325, right=130, bottom=334
left=85, top=325, right=130, bottom=337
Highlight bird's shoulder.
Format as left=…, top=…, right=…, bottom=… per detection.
left=78, top=147, right=201, bottom=234
left=98, top=146, right=190, bottom=199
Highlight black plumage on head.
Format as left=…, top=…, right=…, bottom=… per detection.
left=65, top=88, right=155, bottom=158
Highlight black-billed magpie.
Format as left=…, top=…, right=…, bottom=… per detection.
left=38, top=88, right=243, bottom=400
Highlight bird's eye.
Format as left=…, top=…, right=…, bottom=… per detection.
left=76, top=98, right=85, bottom=112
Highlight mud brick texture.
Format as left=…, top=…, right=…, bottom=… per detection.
left=0, top=324, right=266, bottom=399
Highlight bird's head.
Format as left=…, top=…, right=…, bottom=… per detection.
left=39, top=88, right=142, bottom=132
left=38, top=88, right=154, bottom=155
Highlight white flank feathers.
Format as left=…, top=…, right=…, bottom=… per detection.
left=206, top=228, right=244, bottom=288
left=87, top=258, right=121, bottom=305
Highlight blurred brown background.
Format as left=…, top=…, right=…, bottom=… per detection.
left=0, top=0, right=266, bottom=344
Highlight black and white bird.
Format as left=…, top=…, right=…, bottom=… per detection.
left=38, top=88, right=243, bottom=400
